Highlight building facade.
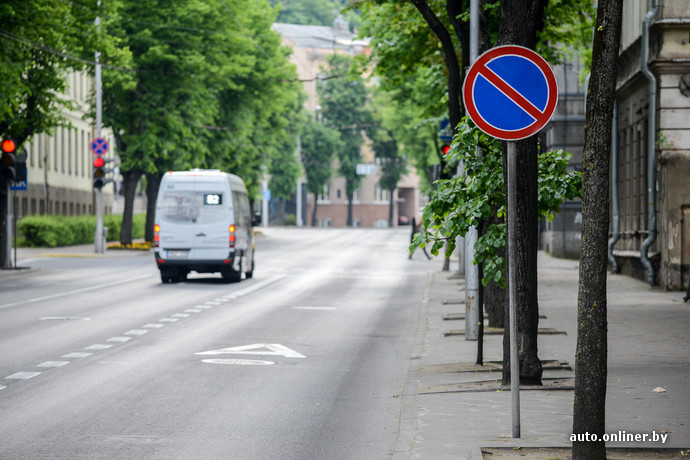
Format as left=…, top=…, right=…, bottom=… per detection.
left=611, top=0, right=690, bottom=290
left=541, top=53, right=587, bottom=259
left=272, top=19, right=424, bottom=228
left=11, top=70, right=116, bottom=220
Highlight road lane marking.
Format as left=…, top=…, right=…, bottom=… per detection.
left=196, top=343, right=306, bottom=359
left=184, top=309, right=202, bottom=313
left=204, top=301, right=222, bottom=306
left=159, top=318, right=179, bottom=322
left=292, top=306, right=336, bottom=311
left=172, top=313, right=189, bottom=318
left=0, top=274, right=153, bottom=310
left=0, top=385, right=6, bottom=390
left=202, top=359, right=275, bottom=366
left=213, top=298, right=229, bottom=303
left=195, top=305, right=212, bottom=309
left=221, top=275, right=287, bottom=300
left=143, top=323, right=164, bottom=329
left=124, top=329, right=148, bottom=336
left=62, top=352, right=92, bottom=358
left=107, top=336, right=131, bottom=343
left=5, top=372, right=41, bottom=380
left=85, top=344, right=113, bottom=350
left=37, top=361, right=70, bottom=368
left=39, top=317, right=90, bottom=321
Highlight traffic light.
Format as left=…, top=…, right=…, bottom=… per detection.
left=1, top=139, right=17, bottom=181
left=93, top=155, right=113, bottom=188
left=442, top=144, right=451, bottom=156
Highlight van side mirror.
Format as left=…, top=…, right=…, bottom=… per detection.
left=252, top=211, right=262, bottom=227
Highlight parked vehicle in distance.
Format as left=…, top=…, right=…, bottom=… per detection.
left=153, top=169, right=257, bottom=283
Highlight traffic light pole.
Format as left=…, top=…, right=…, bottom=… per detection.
left=94, top=7, right=105, bottom=254
left=1, top=180, right=11, bottom=269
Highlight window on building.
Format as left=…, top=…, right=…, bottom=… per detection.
left=375, top=186, right=390, bottom=203
left=318, top=183, right=331, bottom=202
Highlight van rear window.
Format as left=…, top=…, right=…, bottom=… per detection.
left=161, top=191, right=227, bottom=224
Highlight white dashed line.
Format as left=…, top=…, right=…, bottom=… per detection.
left=37, top=361, right=70, bottom=368
left=143, top=323, right=164, bottom=329
left=124, top=329, right=148, bottom=336
left=5, top=372, right=41, bottom=380
left=62, top=352, right=92, bottom=359
left=85, top=344, right=113, bottom=350
left=213, top=298, right=229, bottom=303
left=195, top=305, right=212, bottom=309
left=292, top=306, right=337, bottom=310
left=172, top=313, right=189, bottom=318
left=107, top=336, right=132, bottom=343
left=205, top=301, right=222, bottom=306
left=159, top=318, right=179, bottom=322
left=0, top=385, right=6, bottom=390
left=184, top=309, right=202, bottom=313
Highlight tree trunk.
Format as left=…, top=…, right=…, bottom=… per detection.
left=144, top=172, right=162, bottom=243
left=498, top=0, right=547, bottom=387
left=572, top=1, right=623, bottom=458
left=388, top=186, right=395, bottom=227
left=485, top=206, right=505, bottom=328
left=120, top=170, right=142, bottom=245
left=311, top=193, right=318, bottom=227
left=346, top=192, right=353, bottom=227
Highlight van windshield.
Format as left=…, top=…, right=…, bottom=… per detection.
left=160, top=191, right=228, bottom=224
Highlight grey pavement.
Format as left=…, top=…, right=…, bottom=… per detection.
left=396, top=251, right=690, bottom=459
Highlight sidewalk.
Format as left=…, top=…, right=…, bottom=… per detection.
left=0, top=243, right=151, bottom=278
left=397, top=251, right=690, bottom=459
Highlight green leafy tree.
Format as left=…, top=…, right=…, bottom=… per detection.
left=102, top=0, right=302, bottom=243
left=271, top=0, right=338, bottom=25
left=0, top=0, right=127, bottom=147
left=414, top=118, right=581, bottom=284
left=301, top=116, right=342, bottom=226
left=319, top=53, right=372, bottom=226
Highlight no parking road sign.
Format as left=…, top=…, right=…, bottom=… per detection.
left=90, top=137, right=109, bottom=155
left=462, top=45, right=558, bottom=141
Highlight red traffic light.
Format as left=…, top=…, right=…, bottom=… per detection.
left=2, top=139, right=16, bottom=153
left=442, top=144, right=451, bottom=155
left=93, top=156, right=105, bottom=168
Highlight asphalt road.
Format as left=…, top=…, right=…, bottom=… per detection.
left=0, top=227, right=432, bottom=459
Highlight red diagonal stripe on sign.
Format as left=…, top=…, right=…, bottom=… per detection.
left=477, top=65, right=544, bottom=122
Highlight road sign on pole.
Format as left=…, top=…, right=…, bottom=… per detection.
left=91, top=137, right=109, bottom=156
left=462, top=45, right=558, bottom=141
left=463, top=45, right=558, bottom=439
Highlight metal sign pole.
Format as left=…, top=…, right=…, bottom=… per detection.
left=94, top=4, right=104, bottom=254
left=507, top=140, right=520, bottom=438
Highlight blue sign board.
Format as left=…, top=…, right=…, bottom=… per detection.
left=462, top=45, right=558, bottom=141
left=91, top=137, right=109, bottom=155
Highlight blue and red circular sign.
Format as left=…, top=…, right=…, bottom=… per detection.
left=91, top=137, right=109, bottom=155
left=463, top=45, right=558, bottom=141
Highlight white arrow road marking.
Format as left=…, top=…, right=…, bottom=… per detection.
left=202, top=359, right=275, bottom=366
left=196, top=343, right=306, bottom=359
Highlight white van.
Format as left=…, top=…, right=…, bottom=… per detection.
left=153, top=169, right=256, bottom=283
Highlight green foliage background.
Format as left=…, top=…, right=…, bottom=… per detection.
left=18, top=214, right=146, bottom=247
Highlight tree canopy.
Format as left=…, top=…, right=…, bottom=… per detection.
left=101, top=0, right=304, bottom=242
